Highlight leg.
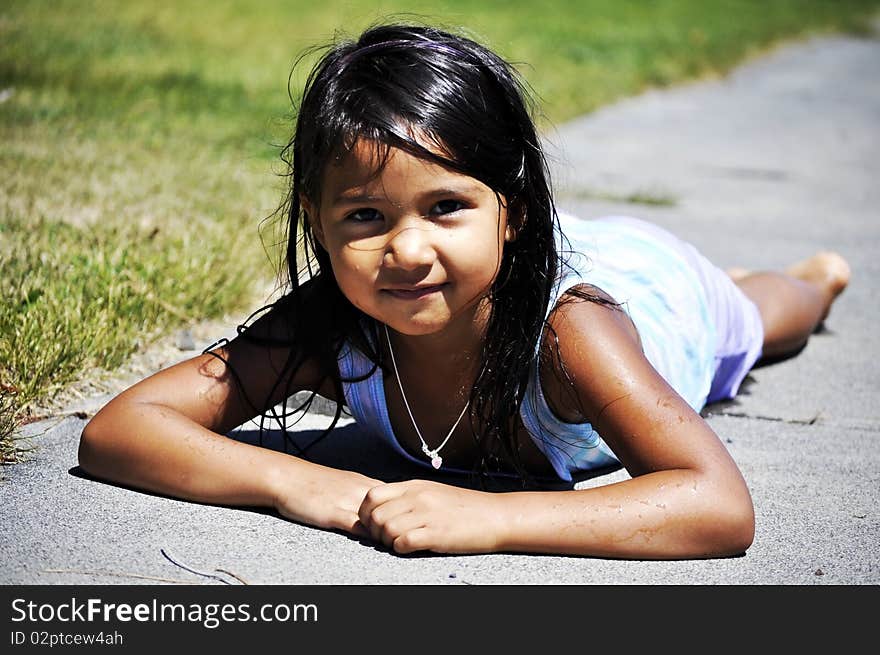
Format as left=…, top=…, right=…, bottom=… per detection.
left=727, top=252, right=850, bottom=359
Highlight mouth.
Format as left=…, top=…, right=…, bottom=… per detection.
left=383, top=283, right=447, bottom=300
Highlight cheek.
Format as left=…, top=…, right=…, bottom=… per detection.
left=446, top=228, right=505, bottom=280
left=329, top=246, right=377, bottom=294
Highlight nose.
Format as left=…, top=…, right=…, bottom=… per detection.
left=383, top=225, right=435, bottom=271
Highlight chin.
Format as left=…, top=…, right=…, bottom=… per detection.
left=388, top=323, right=446, bottom=336
left=384, top=315, right=452, bottom=336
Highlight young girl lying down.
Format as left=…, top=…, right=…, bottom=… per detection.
left=79, top=23, right=850, bottom=559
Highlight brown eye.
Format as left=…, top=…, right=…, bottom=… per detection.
left=431, top=200, right=465, bottom=215
left=347, top=208, right=382, bottom=223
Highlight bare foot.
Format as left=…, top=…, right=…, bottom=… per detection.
left=784, top=251, right=851, bottom=320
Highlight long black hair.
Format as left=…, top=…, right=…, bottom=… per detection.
left=234, top=22, right=589, bottom=486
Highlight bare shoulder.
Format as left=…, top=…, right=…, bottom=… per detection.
left=541, top=285, right=641, bottom=423
left=548, top=283, right=642, bottom=353
left=541, top=283, right=723, bottom=476
left=541, top=283, right=648, bottom=422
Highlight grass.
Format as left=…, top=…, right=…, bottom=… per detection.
left=559, top=186, right=679, bottom=207
left=2, top=0, right=879, bottom=465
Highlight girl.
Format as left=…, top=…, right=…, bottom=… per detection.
left=79, top=23, right=850, bottom=559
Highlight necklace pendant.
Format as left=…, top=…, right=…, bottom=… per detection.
left=422, top=445, right=442, bottom=469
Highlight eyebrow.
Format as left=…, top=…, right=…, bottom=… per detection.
left=331, top=184, right=485, bottom=207
left=331, top=191, right=386, bottom=207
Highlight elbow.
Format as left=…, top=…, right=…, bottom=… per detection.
left=703, top=490, right=755, bottom=558
left=77, top=416, right=100, bottom=475
left=78, top=411, right=114, bottom=478
left=722, top=501, right=755, bottom=556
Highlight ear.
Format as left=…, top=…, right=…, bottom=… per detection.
left=300, top=194, right=326, bottom=249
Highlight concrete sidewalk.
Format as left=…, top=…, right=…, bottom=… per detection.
left=2, top=28, right=878, bottom=585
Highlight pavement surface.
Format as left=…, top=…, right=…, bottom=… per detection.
left=2, top=28, right=879, bottom=585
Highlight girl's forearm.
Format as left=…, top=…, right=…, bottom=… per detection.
left=79, top=400, right=309, bottom=509
left=494, top=470, right=755, bottom=559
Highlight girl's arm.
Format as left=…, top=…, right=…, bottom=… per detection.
left=78, top=301, right=381, bottom=537
left=358, top=292, right=755, bottom=558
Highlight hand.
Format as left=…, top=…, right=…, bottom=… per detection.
left=273, top=465, right=383, bottom=539
left=358, top=479, right=507, bottom=554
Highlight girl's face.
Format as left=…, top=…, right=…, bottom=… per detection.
left=306, top=139, right=514, bottom=337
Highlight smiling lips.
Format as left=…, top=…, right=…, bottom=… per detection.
left=384, top=283, right=447, bottom=299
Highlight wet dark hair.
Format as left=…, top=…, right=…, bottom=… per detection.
left=229, top=22, right=599, bottom=487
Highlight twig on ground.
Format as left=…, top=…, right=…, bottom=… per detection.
left=215, top=568, right=250, bottom=585
left=161, top=548, right=248, bottom=585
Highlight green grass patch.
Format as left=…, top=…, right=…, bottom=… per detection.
left=2, top=0, right=880, bottom=463
left=559, top=186, right=679, bottom=207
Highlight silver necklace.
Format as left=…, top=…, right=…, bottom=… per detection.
left=384, top=323, right=470, bottom=470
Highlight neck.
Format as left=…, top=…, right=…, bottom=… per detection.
left=383, top=301, right=490, bottom=372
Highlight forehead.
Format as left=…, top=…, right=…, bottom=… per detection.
left=320, top=138, right=489, bottom=204
left=325, top=138, right=406, bottom=187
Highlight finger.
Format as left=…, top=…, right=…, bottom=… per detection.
left=393, top=527, right=433, bottom=554
left=363, top=497, right=414, bottom=544
left=357, top=483, right=407, bottom=529
left=377, top=510, right=427, bottom=550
